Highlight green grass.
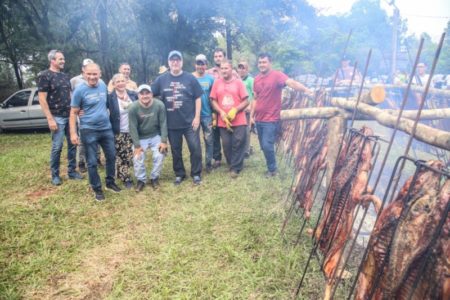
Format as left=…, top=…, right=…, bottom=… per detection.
left=0, top=132, right=323, bottom=299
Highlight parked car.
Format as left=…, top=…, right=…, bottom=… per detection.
left=0, top=88, right=48, bottom=132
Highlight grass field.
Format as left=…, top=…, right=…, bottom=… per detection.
left=0, top=131, right=326, bottom=299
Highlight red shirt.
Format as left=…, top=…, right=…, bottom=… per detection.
left=210, top=77, right=248, bottom=127
left=253, top=70, right=288, bottom=122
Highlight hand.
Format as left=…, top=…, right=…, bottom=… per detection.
left=158, top=142, right=168, bottom=154
left=192, top=116, right=200, bottom=131
left=134, top=147, right=143, bottom=158
left=70, top=134, right=79, bottom=145
left=212, top=113, right=217, bottom=128
left=79, top=110, right=85, bottom=117
left=47, top=118, right=57, bottom=132
left=226, top=107, right=238, bottom=121
left=250, top=116, right=255, bottom=126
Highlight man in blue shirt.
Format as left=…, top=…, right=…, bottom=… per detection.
left=192, top=54, right=215, bottom=173
left=69, top=63, right=121, bottom=201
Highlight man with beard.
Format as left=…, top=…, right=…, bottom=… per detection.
left=38, top=49, right=83, bottom=185
left=151, top=51, right=203, bottom=186
left=210, top=60, right=249, bottom=178
left=251, top=53, right=312, bottom=177
left=70, top=63, right=121, bottom=201
left=107, top=63, right=138, bottom=92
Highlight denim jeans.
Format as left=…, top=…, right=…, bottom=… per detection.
left=133, top=135, right=165, bottom=183
left=80, top=128, right=116, bottom=190
left=256, top=121, right=280, bottom=172
left=200, top=116, right=214, bottom=167
left=50, top=116, right=77, bottom=178
left=168, top=126, right=202, bottom=178
left=220, top=125, right=247, bottom=173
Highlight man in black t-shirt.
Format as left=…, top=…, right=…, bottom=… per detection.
left=152, top=50, right=203, bottom=185
left=38, top=49, right=83, bottom=186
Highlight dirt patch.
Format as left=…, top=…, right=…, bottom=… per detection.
left=26, top=232, right=138, bottom=300
left=26, top=188, right=55, bottom=202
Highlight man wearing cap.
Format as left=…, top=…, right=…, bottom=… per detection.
left=38, top=49, right=83, bottom=186
left=193, top=54, right=215, bottom=172
left=107, top=63, right=138, bottom=93
left=128, top=84, right=168, bottom=192
left=334, top=56, right=361, bottom=87
left=237, top=60, right=255, bottom=158
left=151, top=50, right=203, bottom=185
left=70, top=63, right=121, bottom=201
left=251, top=52, right=312, bottom=177
left=210, top=60, right=249, bottom=178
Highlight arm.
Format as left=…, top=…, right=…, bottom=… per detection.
left=158, top=104, right=168, bottom=153
left=250, top=92, right=257, bottom=125
left=286, top=78, right=313, bottom=95
left=192, top=97, right=201, bottom=130
left=38, top=92, right=57, bottom=131
left=69, top=107, right=80, bottom=145
left=128, top=106, right=143, bottom=157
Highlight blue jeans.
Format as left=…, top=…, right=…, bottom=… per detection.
left=200, top=116, right=214, bottom=167
left=256, top=121, right=280, bottom=172
left=168, top=126, right=202, bottom=177
left=80, top=128, right=116, bottom=190
left=133, top=135, right=165, bottom=182
left=50, top=116, right=77, bottom=178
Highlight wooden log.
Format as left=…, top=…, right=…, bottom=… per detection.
left=360, top=85, right=386, bottom=105
left=331, top=98, right=450, bottom=150
left=326, top=116, right=346, bottom=184
left=328, top=84, right=450, bottom=98
left=280, top=107, right=350, bottom=120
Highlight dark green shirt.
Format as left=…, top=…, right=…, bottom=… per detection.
left=128, top=99, right=168, bottom=147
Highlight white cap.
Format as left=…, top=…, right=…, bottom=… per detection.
left=195, top=54, right=208, bottom=64
left=137, top=84, right=152, bottom=93
left=82, top=58, right=94, bottom=66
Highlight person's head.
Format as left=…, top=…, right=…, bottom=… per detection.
left=194, top=54, right=208, bottom=75
left=168, top=50, right=183, bottom=75
left=81, top=58, right=94, bottom=79
left=341, top=56, right=350, bottom=68
left=257, top=53, right=272, bottom=74
left=213, top=48, right=226, bottom=67
left=220, top=60, right=234, bottom=80
left=84, top=63, right=101, bottom=87
left=237, top=60, right=250, bottom=79
left=118, top=63, right=132, bottom=79
left=48, top=49, right=65, bottom=71
left=111, top=73, right=127, bottom=92
left=417, top=63, right=427, bottom=75
left=137, top=84, right=153, bottom=107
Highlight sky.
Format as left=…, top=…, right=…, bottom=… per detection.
left=306, top=0, right=449, bottom=42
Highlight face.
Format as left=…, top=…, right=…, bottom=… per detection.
left=84, top=64, right=101, bottom=87
left=113, top=75, right=127, bottom=91
left=169, top=57, right=183, bottom=75
left=237, top=64, right=248, bottom=79
left=257, top=57, right=272, bottom=74
left=341, top=60, right=350, bottom=68
left=195, top=61, right=206, bottom=75
left=220, top=62, right=233, bottom=80
left=119, top=64, right=131, bottom=78
left=138, top=90, right=153, bottom=106
left=213, top=52, right=225, bottom=66
left=51, top=52, right=65, bottom=71
left=417, top=64, right=426, bottom=75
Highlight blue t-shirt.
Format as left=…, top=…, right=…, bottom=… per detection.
left=71, top=81, right=111, bottom=130
left=195, top=74, right=214, bottom=118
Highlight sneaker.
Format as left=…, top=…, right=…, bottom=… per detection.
left=135, top=180, right=145, bottom=192
left=150, top=178, right=159, bottom=189
left=230, top=171, right=239, bottom=179
left=174, top=176, right=186, bottom=186
left=94, top=189, right=105, bottom=201
left=193, top=175, right=202, bottom=185
left=205, top=165, right=213, bottom=174
left=124, top=180, right=133, bottom=189
left=51, top=176, right=62, bottom=186
left=106, top=182, right=121, bottom=193
left=68, top=172, right=84, bottom=180
left=265, top=170, right=278, bottom=178
left=78, top=163, right=87, bottom=173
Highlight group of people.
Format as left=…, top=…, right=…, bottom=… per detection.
left=38, top=48, right=312, bottom=201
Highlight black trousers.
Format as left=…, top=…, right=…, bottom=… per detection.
left=168, top=126, right=202, bottom=178
left=213, top=126, right=222, bottom=161
left=220, top=125, right=247, bottom=173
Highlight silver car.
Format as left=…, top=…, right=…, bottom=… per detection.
left=0, top=88, right=48, bottom=132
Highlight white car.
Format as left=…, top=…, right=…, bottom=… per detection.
left=0, top=88, right=47, bottom=132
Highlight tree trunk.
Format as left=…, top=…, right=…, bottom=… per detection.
left=97, top=0, right=112, bottom=82
left=225, top=20, right=232, bottom=59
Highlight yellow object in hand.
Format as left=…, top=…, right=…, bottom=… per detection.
left=223, top=117, right=233, bottom=132
left=227, top=107, right=238, bottom=121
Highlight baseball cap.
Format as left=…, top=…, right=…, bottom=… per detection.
left=137, top=84, right=152, bottom=93
left=82, top=58, right=94, bottom=66
left=168, top=50, right=182, bottom=60
left=195, top=54, right=208, bottom=64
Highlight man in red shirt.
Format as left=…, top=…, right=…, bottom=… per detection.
left=210, top=60, right=249, bottom=178
left=251, top=53, right=312, bottom=177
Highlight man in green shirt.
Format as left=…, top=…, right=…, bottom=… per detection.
left=237, top=60, right=254, bottom=158
left=129, top=84, right=168, bottom=191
